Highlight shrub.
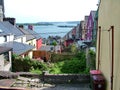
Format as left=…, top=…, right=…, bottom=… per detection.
left=61, top=58, right=86, bottom=74
left=12, top=54, right=48, bottom=72
left=88, top=50, right=96, bottom=70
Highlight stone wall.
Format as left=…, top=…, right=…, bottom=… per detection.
left=18, top=72, right=90, bottom=84
left=41, top=72, right=90, bottom=84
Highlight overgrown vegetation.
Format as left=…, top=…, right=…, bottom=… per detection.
left=88, top=50, right=96, bottom=70
left=12, top=54, right=48, bottom=74
left=49, top=51, right=89, bottom=74
left=12, top=51, right=89, bottom=74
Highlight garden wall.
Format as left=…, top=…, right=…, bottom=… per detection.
left=41, top=72, right=90, bottom=84
left=18, top=72, right=90, bottom=84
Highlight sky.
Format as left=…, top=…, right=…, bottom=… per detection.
left=4, top=0, right=98, bottom=23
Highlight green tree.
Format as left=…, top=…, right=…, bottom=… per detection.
left=89, top=50, right=96, bottom=70
left=70, top=43, right=77, bottom=53
left=61, top=58, right=86, bottom=73
left=12, top=54, right=48, bottom=73
left=52, top=41, right=57, bottom=52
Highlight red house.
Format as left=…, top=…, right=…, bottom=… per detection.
left=26, top=27, right=42, bottom=50
left=64, top=39, right=74, bottom=47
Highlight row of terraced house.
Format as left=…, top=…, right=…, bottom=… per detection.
left=63, top=6, right=98, bottom=71
left=0, top=1, right=43, bottom=71
left=63, top=10, right=97, bottom=50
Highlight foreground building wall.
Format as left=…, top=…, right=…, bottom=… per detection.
left=96, top=0, right=120, bottom=90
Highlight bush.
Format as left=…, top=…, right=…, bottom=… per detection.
left=61, top=58, right=86, bottom=74
left=12, top=54, right=48, bottom=73
left=89, top=50, right=96, bottom=70
left=49, top=51, right=87, bottom=74
left=51, top=53, right=75, bottom=62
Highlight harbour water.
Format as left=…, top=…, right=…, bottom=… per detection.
left=31, top=22, right=79, bottom=38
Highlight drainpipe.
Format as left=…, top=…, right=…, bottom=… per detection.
left=111, top=26, right=114, bottom=90
left=97, top=26, right=101, bottom=70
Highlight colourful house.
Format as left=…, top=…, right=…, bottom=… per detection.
left=86, top=11, right=96, bottom=41
left=71, top=27, right=76, bottom=40
left=93, top=9, right=98, bottom=43
left=64, top=39, right=74, bottom=47
left=83, top=16, right=89, bottom=40
left=96, top=0, right=120, bottom=90
left=19, top=27, right=36, bottom=50
left=26, top=29, right=42, bottom=50
left=0, top=22, right=36, bottom=58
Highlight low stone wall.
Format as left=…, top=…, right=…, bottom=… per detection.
left=41, top=73, right=90, bottom=84
left=17, top=72, right=90, bottom=84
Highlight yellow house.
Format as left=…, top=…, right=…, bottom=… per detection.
left=96, top=0, right=120, bottom=90
left=19, top=28, right=36, bottom=58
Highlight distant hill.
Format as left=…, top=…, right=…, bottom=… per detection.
left=17, top=21, right=80, bottom=26
left=37, top=21, right=80, bottom=24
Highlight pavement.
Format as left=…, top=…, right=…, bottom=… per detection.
left=0, top=77, right=91, bottom=90
left=30, top=83, right=91, bottom=90
left=0, top=79, right=16, bottom=87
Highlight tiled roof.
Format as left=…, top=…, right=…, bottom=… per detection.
left=0, top=46, right=12, bottom=54
left=19, top=28, right=35, bottom=41
left=1, top=41, right=35, bottom=55
left=26, top=29, right=41, bottom=40
left=0, top=21, right=24, bottom=38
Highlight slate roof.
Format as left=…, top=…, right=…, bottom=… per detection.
left=26, top=29, right=41, bottom=40
left=0, top=21, right=24, bottom=38
left=1, top=41, right=35, bottom=55
left=19, top=28, right=35, bottom=41
left=0, top=22, right=10, bottom=36
left=0, top=46, right=12, bottom=54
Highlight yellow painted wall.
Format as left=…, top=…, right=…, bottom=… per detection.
left=26, top=39, right=36, bottom=58
left=96, top=0, right=120, bottom=90
left=26, top=39, right=36, bottom=50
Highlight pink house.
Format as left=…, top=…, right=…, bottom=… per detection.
left=86, top=11, right=96, bottom=41
left=36, top=38, right=42, bottom=50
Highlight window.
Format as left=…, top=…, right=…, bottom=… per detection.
left=4, top=35, right=7, bottom=42
left=4, top=52, right=9, bottom=65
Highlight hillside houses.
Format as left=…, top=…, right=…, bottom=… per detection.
left=0, top=21, right=43, bottom=71
left=63, top=10, right=97, bottom=49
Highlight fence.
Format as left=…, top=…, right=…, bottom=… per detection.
left=33, top=50, right=51, bottom=61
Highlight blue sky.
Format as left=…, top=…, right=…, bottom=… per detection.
left=4, top=0, right=98, bottom=23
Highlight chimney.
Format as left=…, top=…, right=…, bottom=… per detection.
left=0, top=0, right=5, bottom=17
left=3, top=17, right=16, bottom=25
left=0, top=5, right=3, bottom=21
left=28, top=24, right=33, bottom=30
left=18, top=25, right=24, bottom=29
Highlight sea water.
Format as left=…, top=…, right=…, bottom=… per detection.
left=33, top=22, right=78, bottom=38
